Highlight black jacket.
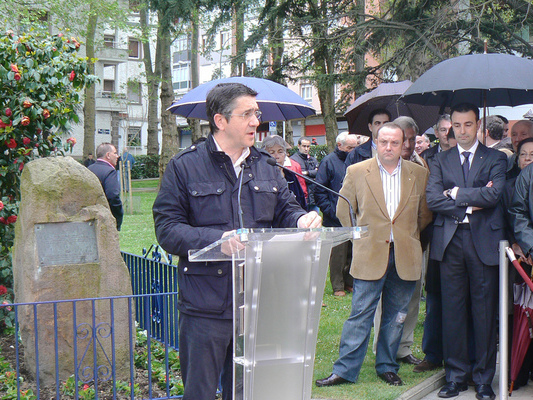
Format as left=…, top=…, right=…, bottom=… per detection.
left=88, top=160, right=123, bottom=230
left=511, top=163, right=533, bottom=257
left=315, top=147, right=350, bottom=227
left=290, top=151, right=319, bottom=205
left=345, top=139, right=372, bottom=167
left=153, top=135, right=306, bottom=319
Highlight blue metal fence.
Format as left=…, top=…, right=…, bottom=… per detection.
left=122, top=245, right=179, bottom=351
left=0, top=247, right=183, bottom=399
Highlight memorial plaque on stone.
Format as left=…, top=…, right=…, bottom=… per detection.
left=35, top=221, right=99, bottom=266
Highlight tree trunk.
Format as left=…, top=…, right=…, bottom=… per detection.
left=83, top=11, right=97, bottom=159
left=314, top=43, right=338, bottom=152
left=231, top=2, right=245, bottom=76
left=141, top=4, right=161, bottom=155
left=158, top=17, right=180, bottom=182
left=189, top=11, right=202, bottom=143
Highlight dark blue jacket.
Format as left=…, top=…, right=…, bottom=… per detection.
left=153, top=135, right=306, bottom=319
left=345, top=138, right=372, bottom=167
left=88, top=160, right=123, bottom=230
left=314, top=147, right=349, bottom=227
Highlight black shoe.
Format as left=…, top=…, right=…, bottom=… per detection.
left=378, top=371, right=403, bottom=386
left=438, top=381, right=468, bottom=398
left=398, top=354, right=422, bottom=365
left=413, top=359, right=442, bottom=373
left=315, top=373, right=350, bottom=387
left=475, top=384, right=495, bottom=400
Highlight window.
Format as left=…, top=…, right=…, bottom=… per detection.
left=104, top=35, right=115, bottom=48
left=301, top=84, right=313, bottom=101
left=103, top=64, right=116, bottom=93
left=246, top=58, right=261, bottom=71
left=129, top=38, right=141, bottom=59
left=128, top=127, right=142, bottom=147
left=127, top=82, right=142, bottom=104
left=172, top=63, right=190, bottom=91
left=220, top=31, right=230, bottom=50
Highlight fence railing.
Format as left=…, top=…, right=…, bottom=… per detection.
left=122, top=246, right=179, bottom=351
left=0, top=247, right=182, bottom=399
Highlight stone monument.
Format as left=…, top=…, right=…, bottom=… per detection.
left=13, top=156, right=134, bottom=385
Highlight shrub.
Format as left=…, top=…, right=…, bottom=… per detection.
left=0, top=30, right=96, bottom=294
left=130, top=155, right=160, bottom=179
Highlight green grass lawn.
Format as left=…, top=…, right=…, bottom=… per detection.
left=119, top=179, right=441, bottom=399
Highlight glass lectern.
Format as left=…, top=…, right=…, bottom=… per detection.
left=189, top=226, right=367, bottom=400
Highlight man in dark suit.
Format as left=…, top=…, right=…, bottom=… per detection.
left=88, top=142, right=124, bottom=230
left=420, top=114, right=452, bottom=165
left=345, top=108, right=391, bottom=166
left=426, top=103, right=507, bottom=400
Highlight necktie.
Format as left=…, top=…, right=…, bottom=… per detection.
left=462, top=151, right=471, bottom=181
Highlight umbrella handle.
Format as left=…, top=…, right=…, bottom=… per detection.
left=505, top=247, right=533, bottom=292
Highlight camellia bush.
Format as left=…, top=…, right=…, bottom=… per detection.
left=0, top=30, right=96, bottom=304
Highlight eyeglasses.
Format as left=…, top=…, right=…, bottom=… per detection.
left=229, top=109, right=262, bottom=121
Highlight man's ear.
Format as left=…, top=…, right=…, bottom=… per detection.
left=214, top=113, right=226, bottom=132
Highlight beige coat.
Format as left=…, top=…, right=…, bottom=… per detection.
left=337, top=158, right=432, bottom=281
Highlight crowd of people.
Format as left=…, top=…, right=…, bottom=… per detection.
left=149, top=80, right=533, bottom=400
left=315, top=106, right=533, bottom=400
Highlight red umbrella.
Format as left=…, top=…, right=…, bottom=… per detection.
left=505, top=248, right=533, bottom=394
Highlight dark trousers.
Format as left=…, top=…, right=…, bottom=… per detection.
left=422, top=258, right=443, bottom=364
left=179, top=313, right=233, bottom=400
left=440, top=227, right=498, bottom=385
left=329, top=241, right=353, bottom=292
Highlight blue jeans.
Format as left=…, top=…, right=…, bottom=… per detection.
left=332, top=246, right=415, bottom=382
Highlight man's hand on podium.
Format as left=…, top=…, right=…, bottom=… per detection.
left=221, top=230, right=246, bottom=256
left=297, top=211, right=322, bottom=229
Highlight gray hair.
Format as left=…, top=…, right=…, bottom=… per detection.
left=417, top=133, right=430, bottom=143
left=393, top=116, right=419, bottom=136
left=261, top=135, right=287, bottom=151
left=435, top=114, right=451, bottom=130
left=513, top=120, right=533, bottom=137
left=96, top=142, right=116, bottom=159
left=336, top=131, right=350, bottom=145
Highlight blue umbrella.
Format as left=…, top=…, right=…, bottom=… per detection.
left=167, top=76, right=316, bottom=121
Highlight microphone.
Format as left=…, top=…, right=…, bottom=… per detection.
left=266, top=157, right=356, bottom=227
left=237, top=160, right=248, bottom=241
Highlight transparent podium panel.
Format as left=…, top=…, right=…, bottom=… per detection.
left=188, top=226, right=367, bottom=400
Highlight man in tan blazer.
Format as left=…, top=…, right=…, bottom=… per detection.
left=316, top=122, right=432, bottom=388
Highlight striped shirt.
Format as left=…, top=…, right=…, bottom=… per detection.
left=377, top=157, right=402, bottom=241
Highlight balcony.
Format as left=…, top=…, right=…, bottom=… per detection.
left=95, top=91, right=128, bottom=112
left=96, top=46, right=129, bottom=63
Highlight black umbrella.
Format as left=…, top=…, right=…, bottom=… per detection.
left=400, top=53, right=533, bottom=109
left=344, top=80, right=441, bottom=136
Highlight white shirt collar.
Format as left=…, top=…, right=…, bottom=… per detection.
left=212, top=136, right=250, bottom=176
left=457, top=140, right=479, bottom=157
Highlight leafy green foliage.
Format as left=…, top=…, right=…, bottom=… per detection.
left=0, top=30, right=97, bottom=294
left=131, top=155, right=160, bottom=179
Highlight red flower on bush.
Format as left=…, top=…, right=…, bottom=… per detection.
left=18, top=162, right=24, bottom=171
left=83, top=384, right=89, bottom=391
left=7, top=215, right=17, bottom=224
left=5, top=108, right=12, bottom=117
left=0, top=217, right=6, bottom=225
left=0, top=119, right=12, bottom=129
left=0, top=286, right=7, bottom=295
left=69, top=70, right=76, bottom=81
left=6, top=138, right=16, bottom=148
left=14, top=73, right=21, bottom=81
left=67, top=137, right=76, bottom=145
left=0, top=201, right=3, bottom=211
left=23, top=137, right=31, bottom=146
left=10, top=63, right=19, bottom=73
left=21, top=116, right=30, bottom=126
left=42, top=109, right=50, bottom=119
left=23, top=99, right=32, bottom=108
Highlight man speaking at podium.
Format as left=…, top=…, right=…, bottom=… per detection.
left=316, top=122, right=431, bottom=388
left=153, top=82, right=321, bottom=400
